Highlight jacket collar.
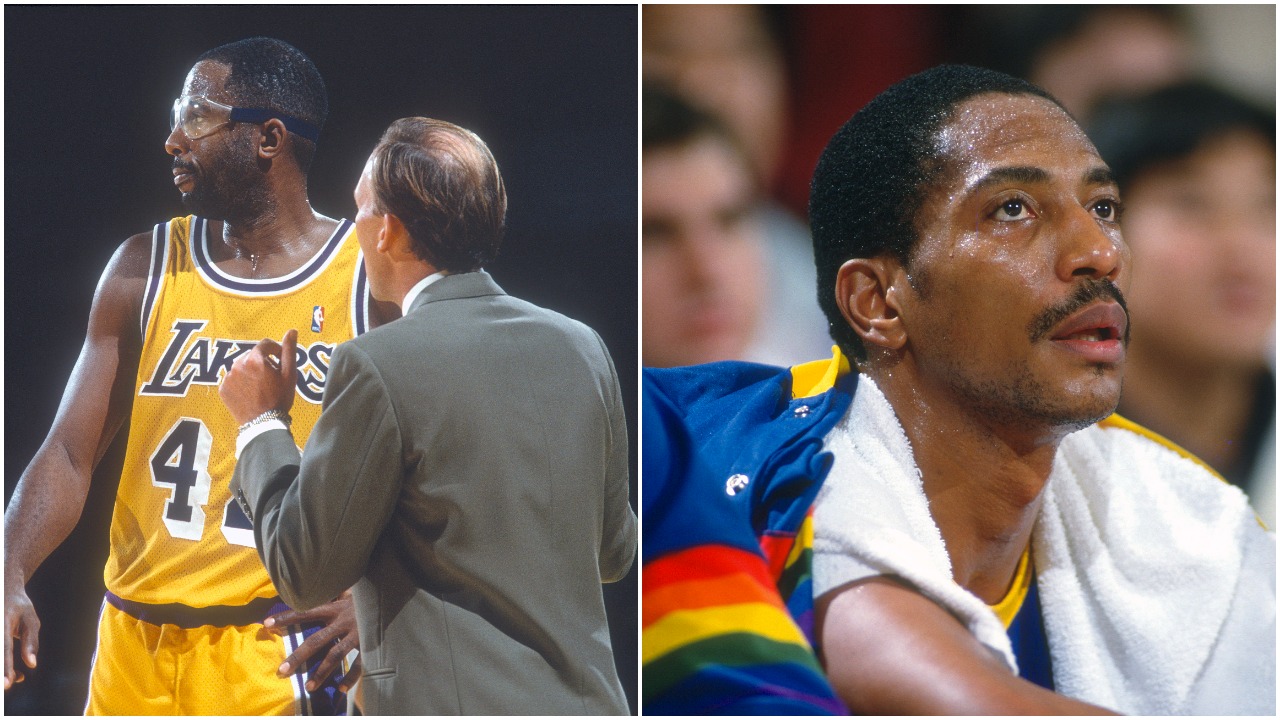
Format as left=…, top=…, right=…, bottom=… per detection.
left=406, top=270, right=505, bottom=315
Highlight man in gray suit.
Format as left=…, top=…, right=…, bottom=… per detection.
left=219, top=117, right=636, bottom=714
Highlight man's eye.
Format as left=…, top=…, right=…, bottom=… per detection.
left=993, top=198, right=1033, bottom=221
left=1092, top=199, right=1123, bottom=221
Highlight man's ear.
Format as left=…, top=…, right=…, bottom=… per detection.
left=380, top=213, right=417, bottom=260
left=834, top=257, right=909, bottom=352
left=257, top=119, right=287, bottom=161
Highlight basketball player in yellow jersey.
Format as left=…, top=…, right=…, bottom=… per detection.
left=4, top=38, right=395, bottom=714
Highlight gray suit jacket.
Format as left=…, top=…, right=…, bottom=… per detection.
left=232, top=271, right=636, bottom=714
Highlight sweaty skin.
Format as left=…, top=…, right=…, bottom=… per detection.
left=821, top=92, right=1128, bottom=714
left=4, top=59, right=394, bottom=694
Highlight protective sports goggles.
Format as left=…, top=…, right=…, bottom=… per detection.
left=170, top=95, right=320, bottom=143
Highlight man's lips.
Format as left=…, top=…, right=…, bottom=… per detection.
left=173, top=164, right=196, bottom=188
left=1050, top=302, right=1127, bottom=341
left=1048, top=302, right=1127, bottom=363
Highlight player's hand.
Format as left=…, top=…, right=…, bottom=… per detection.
left=220, top=329, right=299, bottom=426
left=4, top=574, right=40, bottom=691
left=265, top=590, right=362, bottom=693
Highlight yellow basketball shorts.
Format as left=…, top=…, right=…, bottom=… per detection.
left=85, top=593, right=346, bottom=715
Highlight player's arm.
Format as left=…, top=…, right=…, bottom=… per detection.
left=816, top=576, right=1118, bottom=715
left=3, top=233, right=150, bottom=690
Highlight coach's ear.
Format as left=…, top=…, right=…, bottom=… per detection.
left=378, top=214, right=417, bottom=260
left=835, top=257, right=907, bottom=352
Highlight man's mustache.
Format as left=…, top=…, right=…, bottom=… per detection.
left=1027, top=279, right=1130, bottom=344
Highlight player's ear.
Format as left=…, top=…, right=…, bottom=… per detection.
left=257, top=119, right=287, bottom=161
left=834, top=256, right=908, bottom=352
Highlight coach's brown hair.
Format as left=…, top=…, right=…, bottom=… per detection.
left=370, top=117, right=507, bottom=272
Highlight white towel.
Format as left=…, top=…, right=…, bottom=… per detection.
left=1040, top=417, right=1275, bottom=714
left=813, top=374, right=1276, bottom=715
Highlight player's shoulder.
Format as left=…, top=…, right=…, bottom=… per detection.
left=1061, top=415, right=1254, bottom=526
left=99, top=216, right=195, bottom=308
left=113, top=215, right=194, bottom=268
left=1087, top=414, right=1225, bottom=480
left=79, top=224, right=165, bottom=334
left=115, top=230, right=155, bottom=269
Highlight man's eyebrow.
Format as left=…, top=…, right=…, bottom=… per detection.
left=967, top=166, right=1050, bottom=194
left=965, top=165, right=1118, bottom=195
left=1083, top=165, right=1117, bottom=188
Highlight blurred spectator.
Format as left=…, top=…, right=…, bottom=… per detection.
left=1087, top=81, right=1276, bottom=526
left=643, top=4, right=787, bottom=193
left=643, top=4, right=831, bottom=366
left=643, top=87, right=766, bottom=368
left=956, top=5, right=1194, bottom=121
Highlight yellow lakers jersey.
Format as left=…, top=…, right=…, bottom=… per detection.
left=106, top=215, right=372, bottom=607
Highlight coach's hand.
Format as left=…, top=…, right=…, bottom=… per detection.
left=221, top=329, right=299, bottom=426
left=4, top=572, right=39, bottom=691
left=265, top=590, right=363, bottom=693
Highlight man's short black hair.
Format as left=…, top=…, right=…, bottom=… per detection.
left=1087, top=81, right=1275, bottom=190
left=809, top=64, right=1061, bottom=361
left=197, top=37, right=328, bottom=172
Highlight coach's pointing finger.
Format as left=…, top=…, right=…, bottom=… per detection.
left=220, top=331, right=300, bottom=425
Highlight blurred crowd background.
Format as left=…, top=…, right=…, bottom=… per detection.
left=642, top=4, right=1275, bottom=528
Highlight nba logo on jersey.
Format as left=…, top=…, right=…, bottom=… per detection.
left=311, top=305, right=324, bottom=333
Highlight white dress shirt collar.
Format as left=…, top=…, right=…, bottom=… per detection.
left=402, top=271, right=448, bottom=313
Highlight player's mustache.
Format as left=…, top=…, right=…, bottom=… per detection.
left=1027, top=279, right=1130, bottom=344
left=173, top=159, right=197, bottom=174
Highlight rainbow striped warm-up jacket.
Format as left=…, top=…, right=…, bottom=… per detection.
left=642, top=352, right=855, bottom=715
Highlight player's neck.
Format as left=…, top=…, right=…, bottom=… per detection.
left=921, top=449, right=1047, bottom=605
left=213, top=191, right=338, bottom=279
left=221, top=184, right=322, bottom=244
left=873, top=368, right=1058, bottom=604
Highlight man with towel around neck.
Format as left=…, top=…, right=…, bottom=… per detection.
left=640, top=65, right=1274, bottom=715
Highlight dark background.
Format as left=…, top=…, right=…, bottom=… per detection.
left=4, top=6, right=638, bottom=714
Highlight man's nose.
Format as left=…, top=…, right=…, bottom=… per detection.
left=1055, top=206, right=1124, bottom=283
left=165, top=126, right=188, bottom=157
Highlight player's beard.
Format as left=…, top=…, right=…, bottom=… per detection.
left=180, top=133, right=271, bottom=222
left=908, top=274, right=1128, bottom=439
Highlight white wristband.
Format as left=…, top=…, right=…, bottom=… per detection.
left=235, top=419, right=290, bottom=459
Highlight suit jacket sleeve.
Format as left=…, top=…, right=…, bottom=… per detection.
left=596, top=334, right=637, bottom=583
left=232, top=342, right=403, bottom=610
